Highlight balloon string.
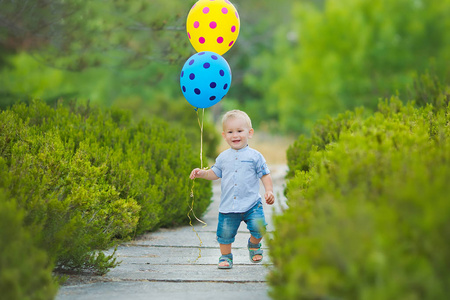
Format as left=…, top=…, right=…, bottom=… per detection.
left=188, top=108, right=208, bottom=263
left=198, top=108, right=204, bottom=169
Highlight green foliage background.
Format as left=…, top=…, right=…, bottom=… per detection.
left=254, top=0, right=450, bottom=132
left=2, top=0, right=448, bottom=134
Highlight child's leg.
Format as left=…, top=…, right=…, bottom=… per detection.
left=218, top=243, right=232, bottom=268
left=216, top=212, right=240, bottom=268
left=244, top=202, right=267, bottom=263
left=249, top=236, right=263, bottom=262
left=249, top=235, right=262, bottom=245
left=220, top=243, right=232, bottom=255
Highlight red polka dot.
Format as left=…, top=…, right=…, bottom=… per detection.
left=217, top=37, right=224, bottom=44
left=194, top=21, right=199, bottom=28
left=199, top=37, right=205, bottom=44
left=203, top=7, right=210, bottom=14
left=210, top=21, right=217, bottom=29
left=231, top=26, right=236, bottom=33
left=188, top=32, right=191, bottom=39
left=228, top=41, right=234, bottom=46
left=221, top=7, right=228, bottom=14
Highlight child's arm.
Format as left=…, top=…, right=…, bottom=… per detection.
left=190, top=168, right=220, bottom=180
left=261, top=174, right=275, bottom=205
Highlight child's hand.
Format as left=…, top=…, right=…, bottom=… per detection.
left=265, top=191, right=275, bottom=205
left=190, top=168, right=203, bottom=180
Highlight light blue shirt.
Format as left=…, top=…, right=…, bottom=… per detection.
left=211, top=146, right=270, bottom=213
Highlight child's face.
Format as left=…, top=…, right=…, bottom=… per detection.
left=222, top=117, right=254, bottom=150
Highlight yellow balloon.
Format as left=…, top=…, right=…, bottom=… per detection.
left=186, top=0, right=240, bottom=55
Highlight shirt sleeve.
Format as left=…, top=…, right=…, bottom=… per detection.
left=210, top=153, right=223, bottom=178
left=255, top=153, right=270, bottom=178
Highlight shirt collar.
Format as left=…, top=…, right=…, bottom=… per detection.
left=232, top=145, right=249, bottom=153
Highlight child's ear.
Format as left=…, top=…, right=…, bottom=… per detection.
left=221, top=131, right=226, bottom=139
left=249, top=128, right=254, bottom=138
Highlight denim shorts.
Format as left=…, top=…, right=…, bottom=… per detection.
left=216, top=202, right=267, bottom=244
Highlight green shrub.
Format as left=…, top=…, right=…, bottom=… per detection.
left=0, top=100, right=212, bottom=275
left=0, top=108, right=137, bottom=273
left=286, top=109, right=362, bottom=178
left=0, top=189, right=58, bottom=300
left=270, top=88, right=450, bottom=298
left=411, top=72, right=450, bottom=111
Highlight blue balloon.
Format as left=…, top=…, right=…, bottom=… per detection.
left=180, top=51, right=232, bottom=109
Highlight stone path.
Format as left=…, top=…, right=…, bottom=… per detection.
left=56, top=164, right=288, bottom=300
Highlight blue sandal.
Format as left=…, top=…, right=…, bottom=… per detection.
left=218, top=254, right=233, bottom=269
left=248, top=239, right=263, bottom=263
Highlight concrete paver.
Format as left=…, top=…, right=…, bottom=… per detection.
left=56, top=164, right=287, bottom=300
left=59, top=282, right=271, bottom=300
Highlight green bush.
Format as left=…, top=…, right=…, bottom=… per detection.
left=0, top=189, right=58, bottom=300
left=0, top=100, right=212, bottom=275
left=136, top=97, right=221, bottom=160
left=270, top=87, right=450, bottom=298
left=286, top=109, right=361, bottom=178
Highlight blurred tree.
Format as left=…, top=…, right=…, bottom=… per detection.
left=0, top=0, right=194, bottom=106
left=3, top=0, right=448, bottom=133
left=246, top=0, right=450, bottom=133
left=0, top=0, right=191, bottom=70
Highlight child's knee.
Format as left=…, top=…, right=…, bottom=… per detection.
left=217, top=226, right=236, bottom=244
left=247, top=218, right=267, bottom=239
left=217, top=214, right=239, bottom=244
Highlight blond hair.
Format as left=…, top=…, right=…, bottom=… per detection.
left=222, top=110, right=252, bottom=129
